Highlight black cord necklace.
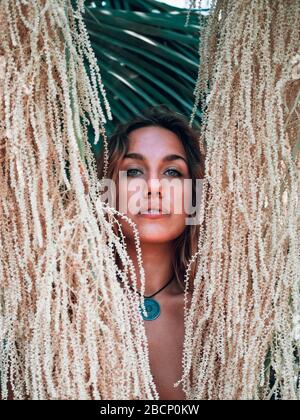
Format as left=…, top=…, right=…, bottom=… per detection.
left=128, top=274, right=175, bottom=321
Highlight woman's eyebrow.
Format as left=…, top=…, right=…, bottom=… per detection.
left=124, top=152, right=188, bottom=165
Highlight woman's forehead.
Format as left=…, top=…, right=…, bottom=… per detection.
left=127, top=126, right=186, bottom=158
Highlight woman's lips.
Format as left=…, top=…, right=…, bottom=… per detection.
left=138, top=209, right=170, bottom=219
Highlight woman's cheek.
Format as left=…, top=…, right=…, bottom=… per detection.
left=117, top=178, right=144, bottom=216
left=164, top=179, right=191, bottom=216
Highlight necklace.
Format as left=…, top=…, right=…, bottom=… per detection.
left=128, top=274, right=175, bottom=321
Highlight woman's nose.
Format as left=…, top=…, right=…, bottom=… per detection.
left=143, top=177, right=162, bottom=198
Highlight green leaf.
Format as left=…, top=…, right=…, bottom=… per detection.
left=83, top=0, right=206, bottom=151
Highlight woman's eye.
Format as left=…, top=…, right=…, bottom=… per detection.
left=127, top=168, right=142, bottom=177
left=165, top=168, right=182, bottom=177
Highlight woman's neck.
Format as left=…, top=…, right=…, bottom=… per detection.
left=125, top=240, right=181, bottom=297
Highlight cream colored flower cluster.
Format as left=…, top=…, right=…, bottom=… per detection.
left=182, top=0, right=300, bottom=400
left=0, top=0, right=158, bottom=400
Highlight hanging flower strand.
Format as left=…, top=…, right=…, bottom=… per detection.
left=0, top=0, right=158, bottom=400
left=180, top=0, right=300, bottom=400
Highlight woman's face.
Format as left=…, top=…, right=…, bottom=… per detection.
left=115, top=126, right=192, bottom=244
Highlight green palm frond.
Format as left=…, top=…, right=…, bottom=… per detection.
left=82, top=0, right=207, bottom=154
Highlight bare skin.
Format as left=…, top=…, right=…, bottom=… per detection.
left=116, top=126, right=194, bottom=399
left=117, top=262, right=192, bottom=400
left=144, top=287, right=192, bottom=400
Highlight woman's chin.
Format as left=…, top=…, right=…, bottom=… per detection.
left=136, top=226, right=182, bottom=244
left=116, top=212, right=186, bottom=243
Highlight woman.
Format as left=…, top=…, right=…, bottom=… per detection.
left=97, top=105, right=206, bottom=400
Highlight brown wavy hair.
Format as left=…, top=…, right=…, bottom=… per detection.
left=96, top=105, right=206, bottom=293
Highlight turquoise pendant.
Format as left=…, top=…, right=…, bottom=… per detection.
left=139, top=298, right=160, bottom=321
